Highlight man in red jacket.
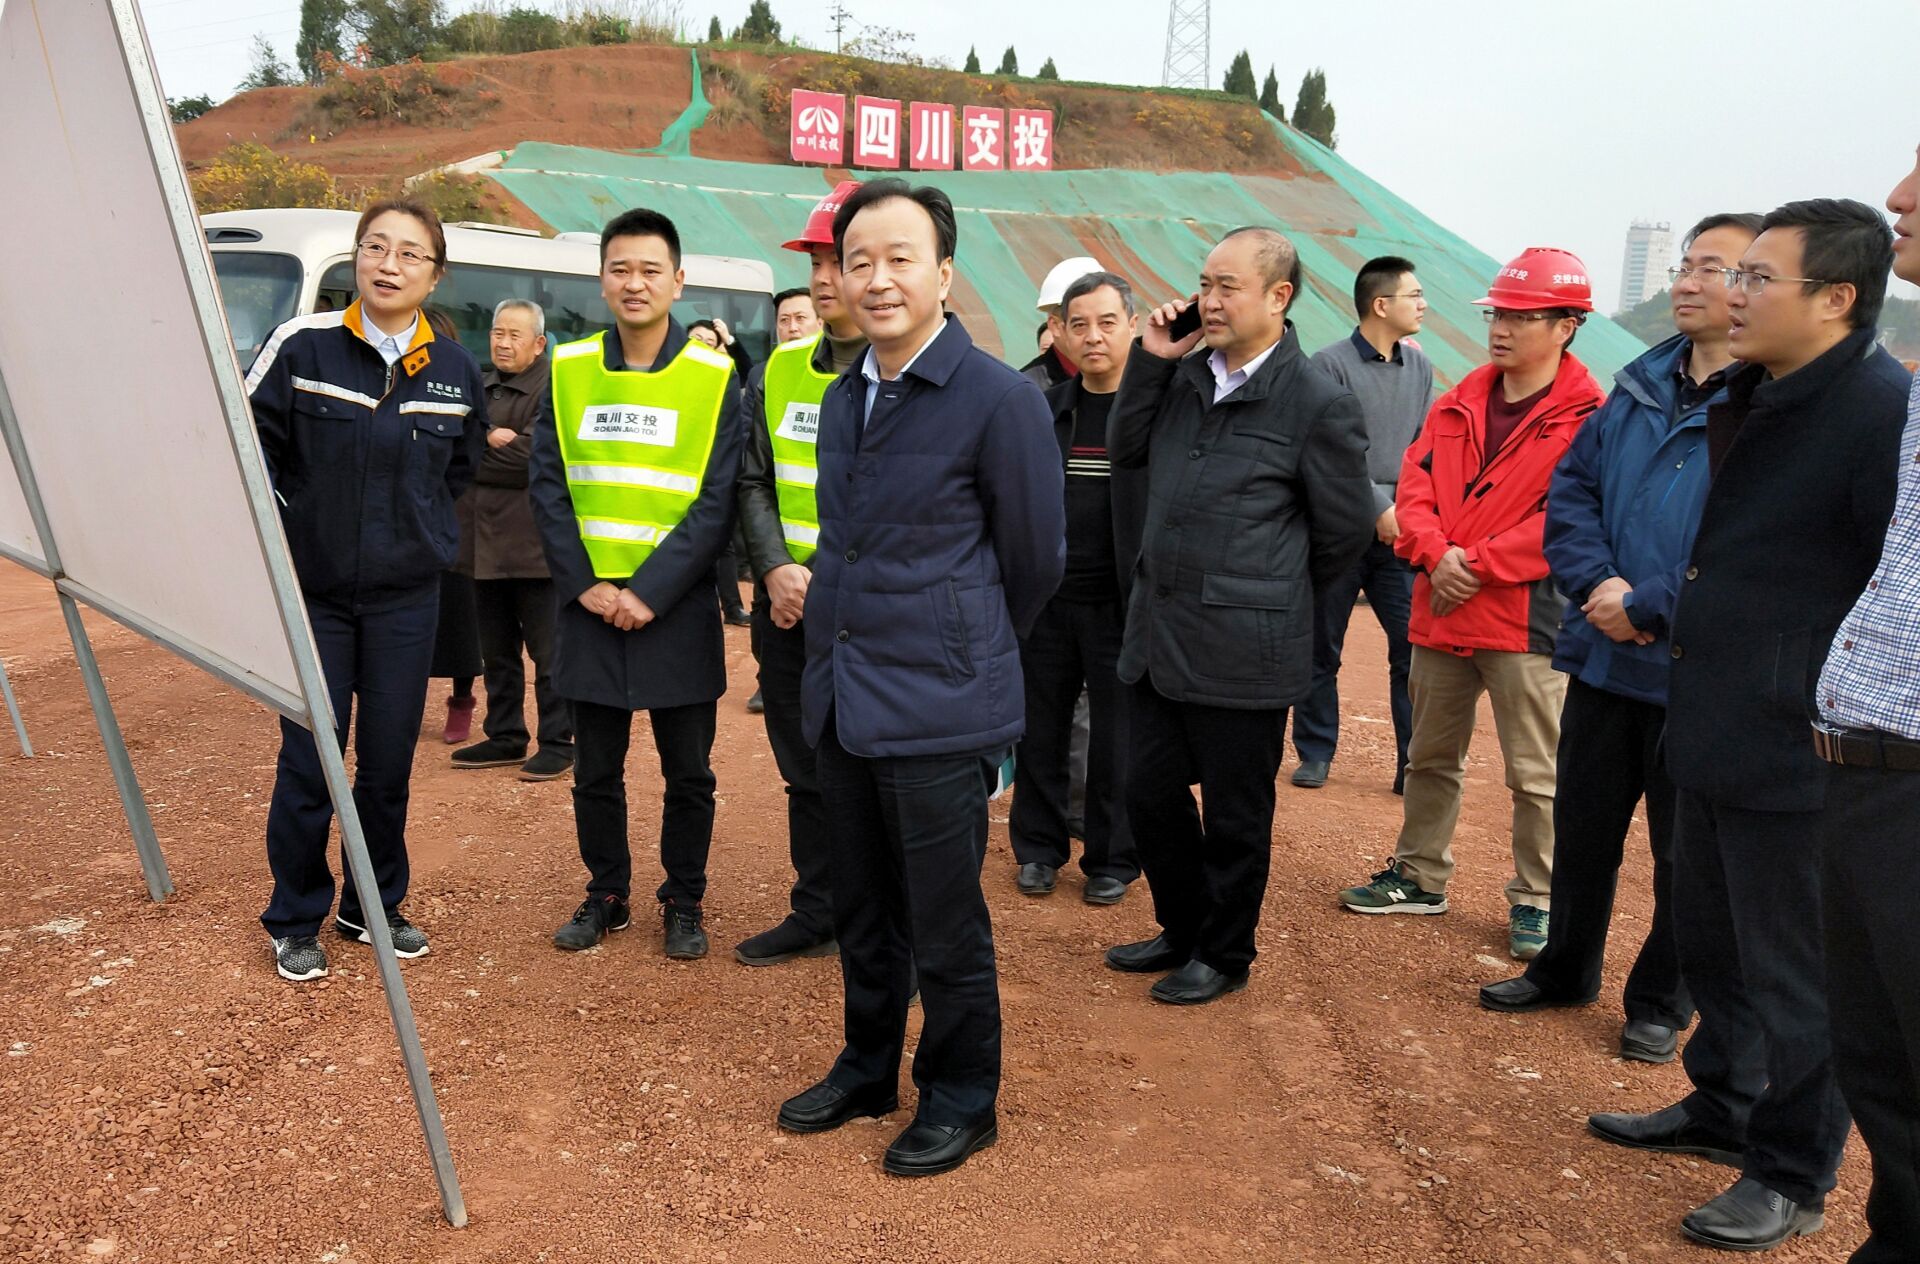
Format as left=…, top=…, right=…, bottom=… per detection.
left=1337, top=249, right=1602, bottom=961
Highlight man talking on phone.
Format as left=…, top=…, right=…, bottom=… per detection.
left=1103, top=226, right=1374, bottom=1004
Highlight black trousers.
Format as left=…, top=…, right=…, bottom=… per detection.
left=1125, top=679, right=1287, bottom=974
left=262, top=594, right=437, bottom=938
left=752, top=598, right=833, bottom=935
left=571, top=698, right=717, bottom=906
left=473, top=577, right=572, bottom=755
left=1675, top=788, right=1850, bottom=1205
left=817, top=718, right=1001, bottom=1126
left=1292, top=538, right=1413, bottom=773
left=1820, top=762, right=1920, bottom=1261
left=1010, top=597, right=1139, bottom=881
left=714, top=547, right=746, bottom=618
left=1522, top=679, right=1689, bottom=1027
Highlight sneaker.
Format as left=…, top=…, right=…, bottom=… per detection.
left=1337, top=866, right=1448, bottom=914
left=1509, top=905, right=1549, bottom=960
left=271, top=933, right=329, bottom=982
left=452, top=737, right=526, bottom=769
left=442, top=696, right=476, bottom=745
left=518, top=748, right=574, bottom=781
left=334, top=910, right=430, bottom=958
left=553, top=894, right=631, bottom=951
left=663, top=902, right=709, bottom=960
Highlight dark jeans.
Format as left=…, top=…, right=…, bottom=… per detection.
left=1821, top=763, right=1920, bottom=1261
left=262, top=594, right=437, bottom=938
left=1523, top=679, right=1689, bottom=1027
left=1010, top=597, right=1138, bottom=881
left=753, top=598, right=833, bottom=935
left=473, top=577, right=572, bottom=755
left=571, top=698, right=717, bottom=906
left=1126, top=679, right=1287, bottom=974
left=817, top=717, right=1001, bottom=1126
left=1675, top=788, right=1849, bottom=1205
left=1293, top=538, right=1413, bottom=773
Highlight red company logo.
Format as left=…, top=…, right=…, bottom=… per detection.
left=789, top=90, right=846, bottom=164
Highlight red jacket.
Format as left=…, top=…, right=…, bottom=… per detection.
left=1395, top=353, right=1602, bottom=655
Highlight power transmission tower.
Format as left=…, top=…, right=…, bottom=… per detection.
left=830, top=0, right=851, bottom=54
left=1161, top=0, right=1209, bottom=89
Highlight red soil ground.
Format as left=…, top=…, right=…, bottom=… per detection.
left=0, top=561, right=1868, bottom=1261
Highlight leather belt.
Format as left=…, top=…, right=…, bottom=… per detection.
left=1810, top=720, right=1920, bottom=771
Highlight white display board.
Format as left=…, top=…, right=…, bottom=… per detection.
left=0, top=0, right=299, bottom=712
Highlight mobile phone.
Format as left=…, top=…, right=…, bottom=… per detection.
left=1167, top=301, right=1202, bottom=340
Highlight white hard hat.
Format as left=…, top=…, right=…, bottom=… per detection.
left=1036, top=256, right=1102, bottom=311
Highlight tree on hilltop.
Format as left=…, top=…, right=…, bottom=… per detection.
left=1037, top=56, right=1058, bottom=80
left=732, top=0, right=783, bottom=44
left=237, top=34, right=297, bottom=90
left=296, top=0, right=348, bottom=83
left=964, top=46, right=981, bottom=73
left=1222, top=49, right=1256, bottom=99
left=1293, top=67, right=1338, bottom=148
left=1259, top=66, right=1283, bottom=118
left=997, top=46, right=1018, bottom=76
left=708, top=15, right=723, bottom=41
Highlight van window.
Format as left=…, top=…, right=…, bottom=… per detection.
left=212, top=252, right=302, bottom=369
left=317, top=261, right=772, bottom=366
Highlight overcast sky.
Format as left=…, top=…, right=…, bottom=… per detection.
left=144, top=0, right=1916, bottom=312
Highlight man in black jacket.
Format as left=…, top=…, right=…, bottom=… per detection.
left=1010, top=271, right=1147, bottom=905
left=1587, top=199, right=1909, bottom=1253
left=1104, top=226, right=1374, bottom=1005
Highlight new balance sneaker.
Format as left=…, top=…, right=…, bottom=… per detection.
left=1509, top=905, right=1549, bottom=961
left=662, top=901, right=709, bottom=960
left=553, top=894, right=631, bottom=951
left=1337, top=866, right=1449, bottom=914
left=271, top=933, right=330, bottom=983
left=334, top=910, right=430, bottom=958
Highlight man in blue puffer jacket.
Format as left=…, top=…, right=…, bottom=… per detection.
left=1479, top=212, right=1761, bottom=1065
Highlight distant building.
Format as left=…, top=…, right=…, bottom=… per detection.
left=1618, top=220, right=1674, bottom=313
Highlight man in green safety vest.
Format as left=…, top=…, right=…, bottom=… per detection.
left=528, top=207, right=746, bottom=961
left=732, top=180, right=870, bottom=966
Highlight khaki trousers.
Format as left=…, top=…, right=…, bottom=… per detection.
left=1391, top=646, right=1563, bottom=908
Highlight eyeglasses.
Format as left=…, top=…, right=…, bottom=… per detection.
left=1721, top=268, right=1833, bottom=295
left=357, top=240, right=438, bottom=268
left=1481, top=309, right=1564, bottom=325
left=1388, top=290, right=1425, bottom=301
left=1667, top=265, right=1733, bottom=284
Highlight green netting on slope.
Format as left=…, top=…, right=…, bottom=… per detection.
left=489, top=127, right=1645, bottom=386
left=638, top=48, right=709, bottom=158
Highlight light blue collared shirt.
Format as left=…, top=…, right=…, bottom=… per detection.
left=860, top=320, right=948, bottom=427
left=363, top=312, right=419, bottom=368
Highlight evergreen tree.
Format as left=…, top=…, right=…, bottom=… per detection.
left=1222, top=49, right=1257, bottom=99
left=237, top=34, right=297, bottom=90
left=997, top=46, right=1018, bottom=76
left=731, top=0, right=782, bottom=43
left=1259, top=66, right=1283, bottom=117
left=1293, top=67, right=1338, bottom=148
left=169, top=94, right=217, bottom=123
left=295, top=0, right=348, bottom=82
left=1037, top=57, right=1058, bottom=80
left=964, top=46, right=981, bottom=73
left=707, top=15, right=723, bottom=41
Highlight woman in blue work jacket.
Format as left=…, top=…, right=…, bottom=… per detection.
left=244, top=198, right=486, bottom=983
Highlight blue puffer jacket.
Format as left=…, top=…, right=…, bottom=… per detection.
left=1544, top=333, right=1718, bottom=706
left=801, top=316, right=1065, bottom=758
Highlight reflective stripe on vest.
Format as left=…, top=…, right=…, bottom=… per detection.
left=761, top=333, right=835, bottom=564
left=552, top=332, right=732, bottom=579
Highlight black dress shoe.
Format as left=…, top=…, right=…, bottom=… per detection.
left=1082, top=875, right=1129, bottom=906
left=1016, top=862, right=1057, bottom=896
left=1478, top=974, right=1597, bottom=1013
left=1149, top=958, right=1249, bottom=1005
left=881, top=1115, right=997, bottom=1176
left=733, top=916, right=837, bottom=966
left=1291, top=760, right=1330, bottom=788
left=1587, top=1102, right=1745, bottom=1167
left=1104, top=934, right=1187, bottom=973
left=1682, top=1177, right=1824, bottom=1250
left=1620, top=1018, right=1680, bottom=1064
left=776, top=1080, right=899, bottom=1134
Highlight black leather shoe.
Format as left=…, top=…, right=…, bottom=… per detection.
left=1620, top=1018, right=1680, bottom=1064
left=1150, top=958, right=1249, bottom=1005
left=734, top=916, right=837, bottom=966
left=662, top=902, right=708, bottom=960
left=776, top=1080, right=899, bottom=1134
left=1291, top=760, right=1330, bottom=788
left=1104, top=934, right=1187, bottom=973
left=552, top=894, right=630, bottom=950
left=1082, top=875, right=1129, bottom=906
left=882, top=1115, right=997, bottom=1176
left=1682, top=1177, right=1824, bottom=1250
left=1587, top=1102, right=1744, bottom=1167
left=1016, top=862, right=1057, bottom=895
left=1478, top=974, right=1597, bottom=1013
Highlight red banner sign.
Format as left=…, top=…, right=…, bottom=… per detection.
left=853, top=95, right=902, bottom=169
left=961, top=106, right=1005, bottom=172
left=909, top=101, right=954, bottom=170
left=1009, top=108, right=1054, bottom=171
left=789, top=89, right=845, bottom=164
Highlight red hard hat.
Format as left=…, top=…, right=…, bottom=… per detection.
left=1474, top=247, right=1596, bottom=312
left=782, top=179, right=863, bottom=254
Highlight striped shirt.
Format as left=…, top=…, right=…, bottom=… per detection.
left=1817, top=371, right=1920, bottom=738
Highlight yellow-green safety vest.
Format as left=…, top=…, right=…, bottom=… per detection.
left=551, top=332, right=732, bottom=579
left=760, top=333, right=835, bottom=564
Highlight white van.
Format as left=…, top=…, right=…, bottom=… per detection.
left=203, top=208, right=776, bottom=369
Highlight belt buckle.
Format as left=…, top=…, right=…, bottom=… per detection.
left=1811, top=722, right=1844, bottom=766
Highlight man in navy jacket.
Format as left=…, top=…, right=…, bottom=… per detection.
left=776, top=179, right=1064, bottom=1178
left=1480, top=214, right=1760, bottom=1067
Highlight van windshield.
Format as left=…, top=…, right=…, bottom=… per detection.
left=212, top=251, right=303, bottom=369
left=316, top=261, right=773, bottom=366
